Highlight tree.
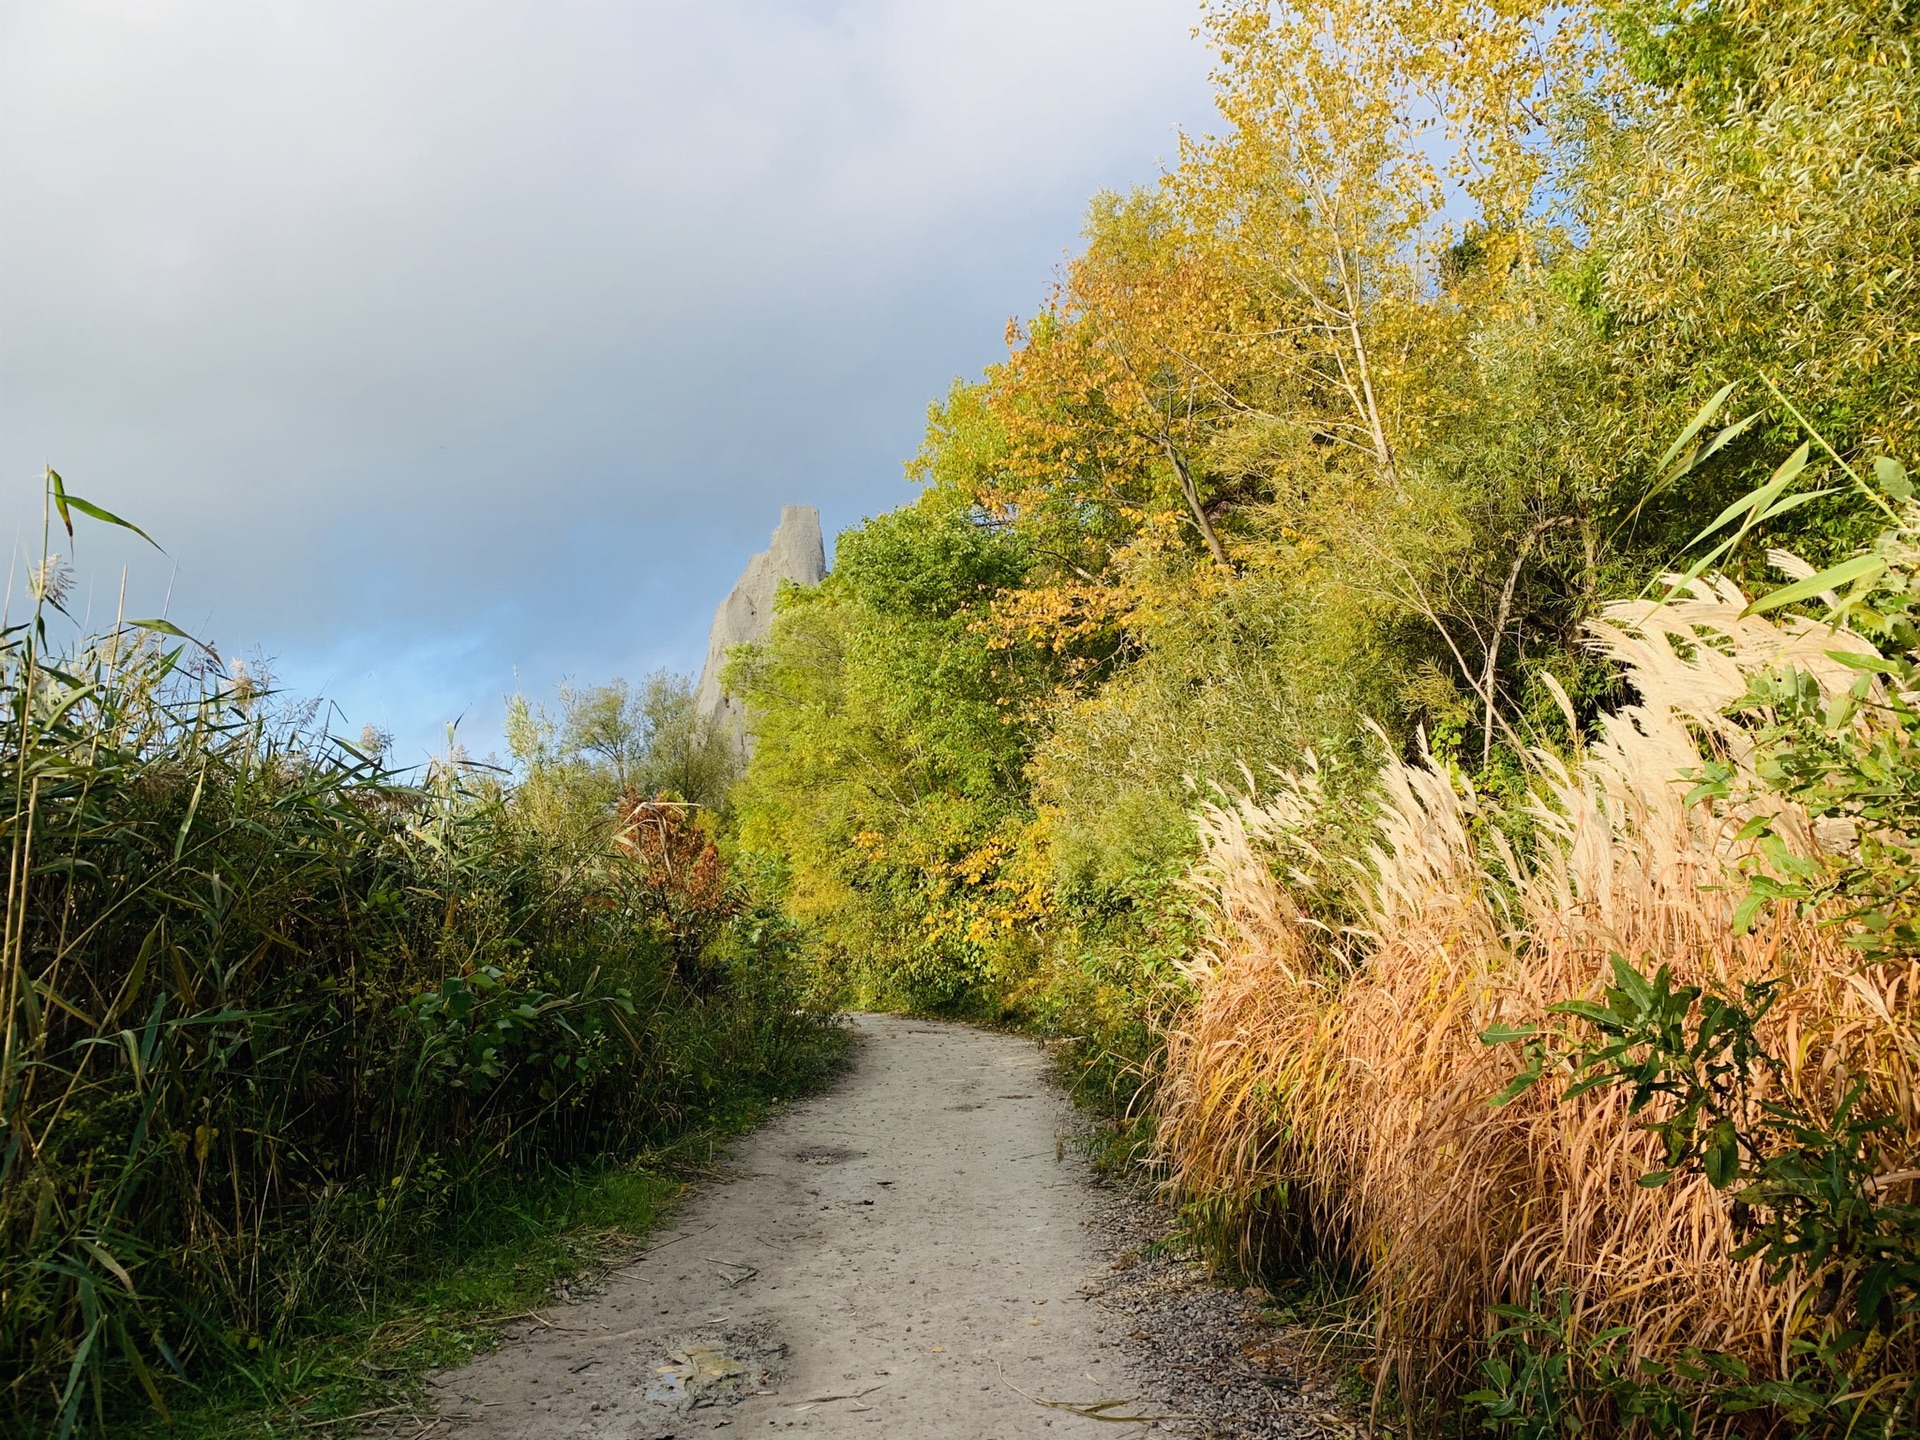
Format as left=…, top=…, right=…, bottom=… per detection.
left=559, top=679, right=646, bottom=788
left=728, top=503, right=1051, bottom=1012
left=504, top=671, right=737, bottom=850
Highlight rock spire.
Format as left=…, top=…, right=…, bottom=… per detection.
left=692, top=505, right=826, bottom=757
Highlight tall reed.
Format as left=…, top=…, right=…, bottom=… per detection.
left=0, top=487, right=837, bottom=1436
left=1159, top=564, right=1920, bottom=1426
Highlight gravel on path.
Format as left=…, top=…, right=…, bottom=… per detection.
left=410, top=1014, right=1339, bottom=1440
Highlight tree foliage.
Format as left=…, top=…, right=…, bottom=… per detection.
left=735, top=0, right=1920, bottom=1035
left=507, top=671, right=737, bottom=847
left=728, top=506, right=1052, bottom=1012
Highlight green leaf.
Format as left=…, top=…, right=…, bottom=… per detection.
left=1562, top=1072, right=1617, bottom=1100
left=1685, top=443, right=1811, bottom=549
left=1682, top=783, right=1718, bottom=807
left=1489, top=1070, right=1544, bottom=1107
left=1758, top=833, right=1822, bottom=879
left=53, top=1315, right=101, bottom=1440
left=1624, top=387, right=1754, bottom=533
left=127, top=618, right=190, bottom=639
left=1743, top=553, right=1887, bottom=616
left=172, top=766, right=207, bottom=863
left=48, top=470, right=160, bottom=549
left=124, top=618, right=217, bottom=657
left=1479, top=1023, right=1538, bottom=1045
left=37, top=681, right=96, bottom=733
left=1874, top=455, right=1913, bottom=501
left=116, top=1316, right=170, bottom=1422
left=1826, top=649, right=1902, bottom=675
left=1752, top=485, right=1842, bottom=522
left=1732, top=885, right=1775, bottom=935
left=1637, top=1169, right=1675, bottom=1188
left=48, top=468, right=72, bottom=540
left=1548, top=998, right=1618, bottom=1027
left=1692, top=408, right=1762, bottom=471
left=76, top=1237, right=136, bottom=1294
left=1698, top=1352, right=1749, bottom=1381
left=1658, top=533, right=1742, bottom=600
left=1705, top=1123, right=1740, bottom=1188
left=1655, top=383, right=1737, bottom=478
left=1610, top=954, right=1654, bottom=1009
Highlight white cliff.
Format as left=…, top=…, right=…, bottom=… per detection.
left=693, top=504, right=826, bottom=757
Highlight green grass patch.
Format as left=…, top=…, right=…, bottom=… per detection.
left=141, top=1091, right=818, bottom=1440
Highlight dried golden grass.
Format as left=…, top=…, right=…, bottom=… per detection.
left=1159, top=576, right=1920, bottom=1412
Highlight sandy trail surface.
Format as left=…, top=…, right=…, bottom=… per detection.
left=426, top=1014, right=1194, bottom=1439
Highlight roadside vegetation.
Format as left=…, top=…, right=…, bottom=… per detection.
left=9, top=0, right=1916, bottom=1434
left=728, top=1, right=1920, bottom=1433
left=0, top=492, right=843, bottom=1436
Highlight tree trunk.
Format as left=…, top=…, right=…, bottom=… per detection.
left=1165, top=443, right=1231, bottom=569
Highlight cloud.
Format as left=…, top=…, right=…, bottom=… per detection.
left=0, top=0, right=1215, bottom=762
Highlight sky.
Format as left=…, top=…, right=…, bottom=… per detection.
left=0, top=1, right=1218, bottom=766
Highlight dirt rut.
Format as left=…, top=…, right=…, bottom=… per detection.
left=425, top=1014, right=1180, bottom=1438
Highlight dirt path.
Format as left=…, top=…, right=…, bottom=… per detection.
left=422, top=1015, right=1325, bottom=1438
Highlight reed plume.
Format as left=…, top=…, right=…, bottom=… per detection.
left=1160, top=572, right=1920, bottom=1418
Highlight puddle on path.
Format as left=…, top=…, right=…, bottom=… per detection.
left=641, top=1327, right=786, bottom=1416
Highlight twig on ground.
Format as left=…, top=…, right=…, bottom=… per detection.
left=638, top=1221, right=717, bottom=1256
left=702, top=1256, right=759, bottom=1287
left=483, top=1310, right=554, bottom=1329
left=993, top=1361, right=1186, bottom=1424
left=298, top=1405, right=404, bottom=1428
left=781, top=1385, right=883, bottom=1408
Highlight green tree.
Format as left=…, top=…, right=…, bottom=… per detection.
left=729, top=503, right=1050, bottom=1012
left=505, top=672, right=736, bottom=850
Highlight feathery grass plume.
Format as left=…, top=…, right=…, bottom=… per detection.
left=26, top=555, right=71, bottom=609
left=1159, top=564, right=1918, bottom=1423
